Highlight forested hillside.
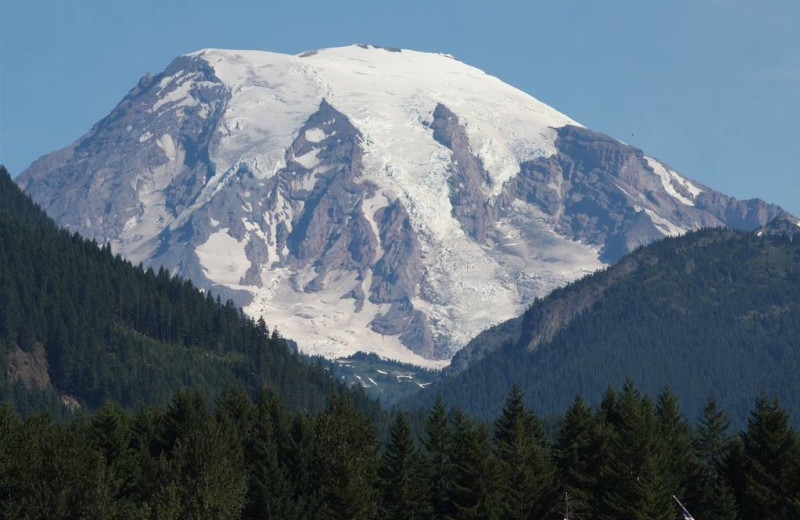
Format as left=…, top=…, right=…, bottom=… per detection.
left=2, top=382, right=797, bottom=519
left=409, top=225, right=800, bottom=424
left=0, top=166, right=374, bottom=417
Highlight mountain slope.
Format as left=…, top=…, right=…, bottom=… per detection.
left=0, top=166, right=375, bottom=417
left=405, top=224, right=800, bottom=424
left=17, top=45, right=787, bottom=364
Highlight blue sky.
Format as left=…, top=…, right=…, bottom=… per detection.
left=1, top=0, right=798, bottom=214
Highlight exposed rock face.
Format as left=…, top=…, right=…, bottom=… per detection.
left=6, top=343, right=51, bottom=391
left=18, top=46, right=789, bottom=365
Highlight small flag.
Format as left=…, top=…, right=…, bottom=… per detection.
left=673, top=495, right=695, bottom=520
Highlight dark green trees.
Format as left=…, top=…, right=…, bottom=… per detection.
left=599, top=382, right=673, bottom=520
left=493, top=384, right=556, bottom=520
left=447, top=409, right=497, bottom=519
left=555, top=395, right=599, bottom=518
left=312, top=395, right=379, bottom=520
left=1, top=383, right=799, bottom=519
left=379, top=412, right=427, bottom=520
left=737, top=396, right=800, bottom=520
left=423, top=395, right=453, bottom=520
left=692, top=398, right=738, bottom=520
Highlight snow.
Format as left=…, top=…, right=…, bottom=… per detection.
left=294, top=148, right=320, bottom=169
left=157, top=134, right=177, bottom=161
left=304, top=127, right=328, bottom=142
left=194, top=45, right=576, bottom=190
left=644, top=208, right=687, bottom=237
left=669, top=169, right=703, bottom=198
left=361, top=190, right=391, bottom=260
left=195, top=229, right=250, bottom=286
left=152, top=78, right=197, bottom=111
left=645, top=157, right=701, bottom=206
left=245, top=267, right=448, bottom=369
left=112, top=46, right=661, bottom=365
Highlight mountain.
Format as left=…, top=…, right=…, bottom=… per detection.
left=403, top=224, right=800, bottom=424
left=17, top=45, right=787, bottom=365
left=0, top=166, right=376, bottom=417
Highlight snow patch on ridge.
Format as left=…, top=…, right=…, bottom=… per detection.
left=645, top=157, right=702, bottom=206
left=304, top=127, right=328, bottom=143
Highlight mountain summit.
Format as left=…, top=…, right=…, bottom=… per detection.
left=18, top=45, right=787, bottom=365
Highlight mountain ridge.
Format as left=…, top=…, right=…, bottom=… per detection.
left=405, top=223, right=800, bottom=425
left=17, top=45, right=788, bottom=365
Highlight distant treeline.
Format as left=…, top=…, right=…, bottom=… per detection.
left=1, top=381, right=797, bottom=519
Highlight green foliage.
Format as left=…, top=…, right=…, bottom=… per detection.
left=447, top=409, right=498, bottom=520
left=0, top=383, right=797, bottom=519
left=423, top=395, right=454, bottom=520
left=493, top=384, right=557, bottom=519
left=312, top=395, right=379, bottom=520
left=379, top=412, right=427, bottom=520
left=737, top=395, right=800, bottom=520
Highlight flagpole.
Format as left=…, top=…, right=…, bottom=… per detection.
left=673, top=495, right=696, bottom=520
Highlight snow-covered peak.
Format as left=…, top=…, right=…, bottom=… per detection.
left=18, top=45, right=789, bottom=367
left=185, top=45, right=578, bottom=188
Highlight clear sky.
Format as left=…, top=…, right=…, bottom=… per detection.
left=1, top=0, right=798, bottom=214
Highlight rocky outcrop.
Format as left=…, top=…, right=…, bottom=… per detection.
left=5, top=343, right=51, bottom=391
left=499, top=125, right=785, bottom=262
left=431, top=104, right=494, bottom=242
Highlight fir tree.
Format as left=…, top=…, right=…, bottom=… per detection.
left=379, top=411, right=427, bottom=520
left=447, top=408, right=498, bottom=520
left=555, top=395, right=598, bottom=519
left=312, top=395, right=379, bottom=520
left=494, top=384, right=556, bottom=520
left=738, top=395, right=800, bottom=520
left=599, top=381, right=673, bottom=520
left=691, top=397, right=738, bottom=520
left=423, top=395, right=453, bottom=520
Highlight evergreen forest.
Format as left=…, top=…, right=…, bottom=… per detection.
left=1, top=382, right=798, bottom=519
left=0, top=166, right=376, bottom=418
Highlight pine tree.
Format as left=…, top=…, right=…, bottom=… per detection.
left=691, top=397, right=738, bottom=520
left=90, top=400, right=135, bottom=505
left=312, top=394, right=379, bottom=520
left=447, top=408, right=498, bottom=520
left=599, top=381, right=673, bottom=520
left=493, top=384, right=556, bottom=520
left=244, top=388, right=301, bottom=520
left=655, top=387, right=695, bottom=502
left=555, top=395, right=598, bottom=519
left=379, top=411, right=426, bottom=520
left=423, top=395, right=453, bottom=520
left=738, top=395, right=800, bottom=520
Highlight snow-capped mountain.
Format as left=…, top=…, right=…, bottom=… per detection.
left=18, top=44, right=786, bottom=367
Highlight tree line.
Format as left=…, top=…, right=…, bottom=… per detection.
left=1, top=381, right=797, bottom=519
